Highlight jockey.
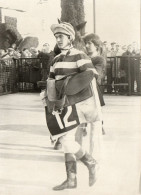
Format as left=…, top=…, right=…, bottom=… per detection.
left=46, top=21, right=102, bottom=191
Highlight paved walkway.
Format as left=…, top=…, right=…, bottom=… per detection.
left=0, top=93, right=141, bottom=195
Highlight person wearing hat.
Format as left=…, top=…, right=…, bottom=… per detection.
left=131, top=42, right=140, bottom=93
left=122, top=45, right=127, bottom=53
left=38, top=43, right=54, bottom=80
left=7, top=48, right=14, bottom=58
left=115, top=44, right=123, bottom=56
left=110, top=42, right=116, bottom=57
left=46, top=22, right=102, bottom=190
left=102, top=41, right=110, bottom=60
left=120, top=44, right=133, bottom=93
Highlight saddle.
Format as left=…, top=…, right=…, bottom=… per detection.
left=47, top=70, right=95, bottom=112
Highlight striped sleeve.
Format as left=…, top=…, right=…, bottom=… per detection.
left=49, top=54, right=63, bottom=79
left=76, top=53, right=94, bottom=71
left=49, top=61, right=55, bottom=79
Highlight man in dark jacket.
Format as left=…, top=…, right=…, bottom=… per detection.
left=38, top=43, right=54, bottom=80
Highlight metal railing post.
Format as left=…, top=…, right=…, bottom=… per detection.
left=128, top=57, right=131, bottom=95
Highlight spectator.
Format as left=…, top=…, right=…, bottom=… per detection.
left=132, top=42, right=139, bottom=55
left=110, top=42, right=116, bottom=57
left=115, top=44, right=122, bottom=91
left=115, top=44, right=122, bottom=56
left=120, top=44, right=133, bottom=93
left=102, top=41, right=108, bottom=58
left=7, top=48, right=15, bottom=58
left=37, top=43, right=54, bottom=80
left=11, top=43, right=17, bottom=50
left=0, top=49, right=7, bottom=59
left=21, top=48, right=31, bottom=58
left=29, top=47, right=38, bottom=58
left=121, top=45, right=127, bottom=54
left=131, top=42, right=140, bottom=93
left=122, top=44, right=133, bottom=57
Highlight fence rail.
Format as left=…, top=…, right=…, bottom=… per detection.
left=0, top=58, right=19, bottom=95
left=104, top=56, right=141, bottom=95
left=17, top=58, right=41, bottom=92
left=0, top=56, right=141, bottom=96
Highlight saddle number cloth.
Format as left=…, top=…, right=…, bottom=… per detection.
left=45, top=105, right=80, bottom=136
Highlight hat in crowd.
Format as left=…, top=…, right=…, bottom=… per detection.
left=103, top=41, right=107, bottom=45
left=122, top=45, right=127, bottom=50
left=111, top=42, right=116, bottom=45
left=82, top=33, right=102, bottom=47
left=8, top=48, right=14, bottom=52
left=30, top=47, right=37, bottom=53
left=43, top=43, right=49, bottom=47
left=50, top=22, right=75, bottom=41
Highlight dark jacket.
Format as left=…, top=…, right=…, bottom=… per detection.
left=91, top=56, right=106, bottom=85
left=91, top=56, right=106, bottom=106
left=121, top=51, right=132, bottom=72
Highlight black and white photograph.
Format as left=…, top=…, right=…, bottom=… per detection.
left=0, top=0, right=141, bottom=194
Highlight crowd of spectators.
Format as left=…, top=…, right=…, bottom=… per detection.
left=0, top=40, right=140, bottom=64
left=0, top=40, right=140, bottom=94
left=0, top=43, right=56, bottom=83
left=103, top=41, right=140, bottom=94
left=0, top=43, right=44, bottom=59
left=102, top=41, right=140, bottom=57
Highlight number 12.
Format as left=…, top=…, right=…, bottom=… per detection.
left=54, top=106, right=77, bottom=129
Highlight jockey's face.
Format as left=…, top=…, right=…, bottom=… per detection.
left=85, top=41, right=97, bottom=55
left=55, top=33, right=71, bottom=50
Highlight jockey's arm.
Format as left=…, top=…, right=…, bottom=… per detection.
left=76, top=53, right=99, bottom=79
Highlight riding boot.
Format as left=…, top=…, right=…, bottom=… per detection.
left=80, top=152, right=97, bottom=186
left=53, top=153, right=77, bottom=191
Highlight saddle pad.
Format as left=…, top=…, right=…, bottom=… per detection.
left=45, top=105, right=80, bottom=136
left=65, top=70, right=94, bottom=95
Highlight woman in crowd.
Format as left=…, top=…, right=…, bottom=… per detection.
left=46, top=22, right=102, bottom=190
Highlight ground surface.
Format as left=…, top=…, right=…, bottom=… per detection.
left=0, top=93, right=141, bottom=195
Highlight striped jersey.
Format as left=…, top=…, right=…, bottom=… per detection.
left=46, top=48, right=102, bottom=138
left=49, top=48, right=94, bottom=80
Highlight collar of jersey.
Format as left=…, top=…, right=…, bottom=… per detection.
left=61, top=46, right=73, bottom=55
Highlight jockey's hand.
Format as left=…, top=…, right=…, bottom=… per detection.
left=87, top=68, right=99, bottom=79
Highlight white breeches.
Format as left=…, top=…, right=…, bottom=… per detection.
left=59, top=127, right=81, bottom=154
left=75, top=121, right=103, bottom=162
left=55, top=78, right=103, bottom=158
